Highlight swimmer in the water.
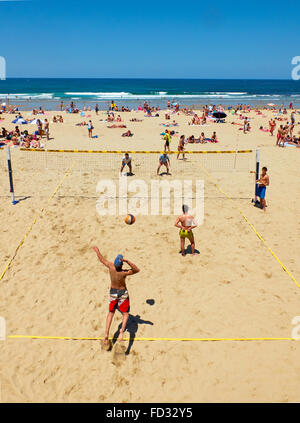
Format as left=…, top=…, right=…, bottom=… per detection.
left=174, top=205, right=197, bottom=256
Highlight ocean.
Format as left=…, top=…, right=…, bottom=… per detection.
left=0, top=78, right=299, bottom=110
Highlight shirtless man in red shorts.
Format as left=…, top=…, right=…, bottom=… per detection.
left=92, top=247, right=140, bottom=348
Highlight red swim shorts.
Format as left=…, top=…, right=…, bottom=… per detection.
left=109, top=288, right=130, bottom=313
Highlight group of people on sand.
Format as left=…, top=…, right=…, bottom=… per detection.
left=0, top=117, right=50, bottom=147
left=31, top=107, right=46, bottom=115
left=1, top=102, right=20, bottom=114
left=110, top=102, right=131, bottom=112
left=264, top=111, right=300, bottom=146
left=276, top=124, right=299, bottom=147
left=106, top=113, right=123, bottom=122
left=85, top=115, right=134, bottom=138
left=99, top=151, right=270, bottom=351
left=162, top=129, right=218, bottom=153
left=93, top=202, right=197, bottom=348
left=0, top=126, right=44, bottom=148
left=53, top=115, right=64, bottom=123
left=189, top=113, right=207, bottom=125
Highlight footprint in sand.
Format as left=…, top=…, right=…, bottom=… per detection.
left=100, top=339, right=112, bottom=352
left=112, top=342, right=127, bottom=367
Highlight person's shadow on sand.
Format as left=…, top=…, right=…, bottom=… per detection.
left=179, top=245, right=200, bottom=255
left=112, top=314, right=154, bottom=355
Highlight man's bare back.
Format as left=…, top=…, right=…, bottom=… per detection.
left=92, top=246, right=140, bottom=345
left=174, top=205, right=197, bottom=256
left=93, top=247, right=139, bottom=289
left=176, top=213, right=197, bottom=230
left=107, top=262, right=136, bottom=290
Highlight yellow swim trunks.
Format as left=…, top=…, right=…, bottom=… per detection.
left=179, top=229, right=194, bottom=241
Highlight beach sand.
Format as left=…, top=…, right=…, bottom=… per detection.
left=0, top=108, right=300, bottom=402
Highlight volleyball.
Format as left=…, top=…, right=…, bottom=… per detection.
left=125, top=214, right=135, bottom=225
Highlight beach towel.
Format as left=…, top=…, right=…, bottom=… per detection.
left=205, top=138, right=219, bottom=143
left=284, top=142, right=299, bottom=148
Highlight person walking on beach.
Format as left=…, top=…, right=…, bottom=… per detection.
left=276, top=125, right=283, bottom=146
left=177, top=135, right=185, bottom=160
left=163, top=129, right=171, bottom=152
left=37, top=119, right=43, bottom=138
left=95, top=104, right=99, bottom=115
left=44, top=119, right=50, bottom=140
left=174, top=205, right=197, bottom=256
left=291, top=111, right=295, bottom=125
left=256, top=166, right=269, bottom=211
left=88, top=120, right=93, bottom=138
left=243, top=118, right=248, bottom=134
left=92, top=247, right=140, bottom=347
left=269, top=119, right=276, bottom=136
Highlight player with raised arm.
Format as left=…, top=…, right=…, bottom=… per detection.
left=92, top=247, right=140, bottom=348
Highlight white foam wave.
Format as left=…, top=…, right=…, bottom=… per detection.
left=0, top=93, right=54, bottom=100
left=65, top=92, right=130, bottom=97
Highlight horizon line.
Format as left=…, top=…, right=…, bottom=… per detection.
left=1, top=77, right=298, bottom=81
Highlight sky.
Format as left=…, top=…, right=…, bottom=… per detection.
left=0, top=0, right=299, bottom=78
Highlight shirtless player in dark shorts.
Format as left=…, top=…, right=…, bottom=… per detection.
left=92, top=247, right=140, bottom=347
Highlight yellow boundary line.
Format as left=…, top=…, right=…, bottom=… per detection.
left=0, top=164, right=74, bottom=282
left=7, top=335, right=300, bottom=342
left=18, top=148, right=253, bottom=154
left=198, top=164, right=300, bottom=288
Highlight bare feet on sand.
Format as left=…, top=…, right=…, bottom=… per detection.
left=117, top=330, right=125, bottom=342
left=101, top=336, right=112, bottom=351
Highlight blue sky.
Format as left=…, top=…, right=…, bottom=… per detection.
left=0, top=0, right=299, bottom=78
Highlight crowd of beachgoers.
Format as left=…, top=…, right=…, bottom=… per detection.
left=0, top=99, right=299, bottom=149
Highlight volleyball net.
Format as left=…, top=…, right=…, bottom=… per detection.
left=0, top=147, right=256, bottom=199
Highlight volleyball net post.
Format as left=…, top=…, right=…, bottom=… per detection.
left=251, top=149, right=260, bottom=204
left=6, top=146, right=18, bottom=205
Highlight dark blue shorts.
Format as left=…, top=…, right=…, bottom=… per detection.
left=256, top=185, right=266, bottom=199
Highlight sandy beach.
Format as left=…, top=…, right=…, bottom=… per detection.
left=0, top=107, right=300, bottom=402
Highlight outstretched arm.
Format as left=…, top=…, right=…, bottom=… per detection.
left=123, top=259, right=140, bottom=275
left=92, top=246, right=110, bottom=268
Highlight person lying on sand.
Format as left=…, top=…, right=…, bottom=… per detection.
left=92, top=247, right=140, bottom=347
left=122, top=130, right=133, bottom=137
left=107, top=124, right=127, bottom=128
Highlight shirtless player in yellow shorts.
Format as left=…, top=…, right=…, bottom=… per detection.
left=174, top=205, right=197, bottom=256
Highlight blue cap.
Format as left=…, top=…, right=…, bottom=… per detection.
left=114, top=254, right=123, bottom=269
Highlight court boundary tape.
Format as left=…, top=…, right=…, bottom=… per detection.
left=198, top=163, right=300, bottom=288
left=0, top=163, right=74, bottom=282
left=7, top=335, right=300, bottom=342
left=18, top=148, right=253, bottom=154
